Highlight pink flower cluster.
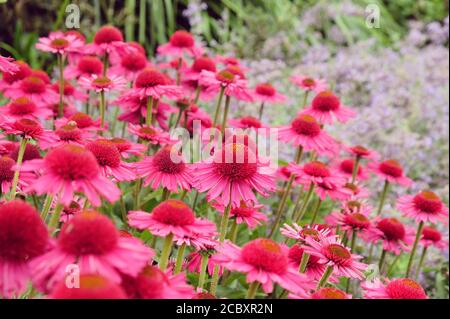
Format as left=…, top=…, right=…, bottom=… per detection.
left=0, top=26, right=447, bottom=300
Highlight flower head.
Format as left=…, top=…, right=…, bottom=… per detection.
left=31, top=211, right=153, bottom=292
left=212, top=239, right=314, bottom=294
left=397, top=190, right=448, bottom=223
left=0, top=200, right=48, bottom=298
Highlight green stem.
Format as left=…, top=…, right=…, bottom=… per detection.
left=269, top=146, right=303, bottom=237
left=351, top=156, right=361, bottom=184
left=197, top=253, right=209, bottom=290
left=376, top=180, right=390, bottom=216
left=293, top=183, right=315, bottom=222
left=406, top=221, right=424, bottom=278
left=174, top=244, right=186, bottom=274
left=246, top=282, right=260, bottom=299
left=415, top=246, right=428, bottom=280
left=228, top=219, right=239, bottom=243
left=48, top=202, right=63, bottom=232
left=299, top=253, right=310, bottom=273
left=99, top=91, right=106, bottom=130
left=191, top=190, right=199, bottom=211
left=387, top=253, right=401, bottom=277
left=210, top=201, right=231, bottom=295
left=133, top=179, right=142, bottom=209
left=57, top=54, right=65, bottom=118
left=258, top=102, right=265, bottom=120
left=379, top=249, right=387, bottom=273
left=159, top=233, right=174, bottom=271
left=346, top=230, right=357, bottom=292
left=317, top=266, right=333, bottom=289
left=220, top=95, right=231, bottom=136
left=161, top=188, right=170, bottom=201
left=40, top=194, right=53, bottom=221
left=146, top=96, right=154, bottom=126
left=8, top=138, right=27, bottom=200
left=212, top=86, right=225, bottom=126
left=194, top=85, right=202, bottom=103
left=309, top=198, right=322, bottom=225
left=102, top=53, right=109, bottom=76
left=110, top=106, right=120, bottom=135
left=301, top=91, right=310, bottom=108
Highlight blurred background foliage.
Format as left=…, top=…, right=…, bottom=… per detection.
left=0, top=0, right=448, bottom=65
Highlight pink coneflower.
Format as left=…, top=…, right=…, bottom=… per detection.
left=396, top=190, right=449, bottom=223
left=253, top=83, right=286, bottom=104
left=128, top=124, right=173, bottom=145
left=121, top=265, right=194, bottom=299
left=128, top=200, right=216, bottom=238
left=211, top=238, right=314, bottom=294
left=56, top=112, right=103, bottom=132
left=0, top=156, right=34, bottom=194
left=30, top=69, right=51, bottom=84
left=50, top=274, right=127, bottom=299
left=327, top=210, right=372, bottom=233
left=5, top=75, right=59, bottom=106
left=186, top=250, right=222, bottom=277
left=1, top=118, right=55, bottom=146
left=342, top=182, right=371, bottom=199
left=109, top=51, right=149, bottom=81
left=0, top=200, right=48, bottom=298
left=228, top=116, right=265, bottom=131
left=303, top=235, right=367, bottom=279
left=362, top=278, right=427, bottom=299
left=361, top=217, right=414, bottom=255
left=368, top=159, right=412, bottom=187
left=314, top=176, right=353, bottom=201
left=212, top=199, right=268, bottom=229
left=31, top=211, right=153, bottom=292
left=199, top=69, right=254, bottom=102
left=344, top=144, right=379, bottom=160
left=135, top=146, right=192, bottom=193
left=290, top=75, right=327, bottom=93
left=64, top=55, right=103, bottom=79
left=57, top=198, right=83, bottom=223
left=334, top=158, right=370, bottom=181
left=173, top=230, right=218, bottom=251
left=122, top=68, right=182, bottom=100
left=116, top=94, right=176, bottom=129
left=87, top=25, right=130, bottom=57
left=420, top=226, right=447, bottom=251
left=86, top=139, right=136, bottom=181
left=108, top=137, right=146, bottom=158
left=193, top=142, right=276, bottom=206
left=0, top=55, right=19, bottom=73
left=287, top=243, right=335, bottom=281
left=40, top=122, right=92, bottom=149
left=157, top=30, right=203, bottom=57
left=182, top=56, right=217, bottom=82
left=8, top=143, right=41, bottom=163
left=185, top=106, right=212, bottom=134
left=278, top=114, right=338, bottom=156
left=51, top=80, right=88, bottom=103
left=288, top=161, right=342, bottom=188
left=0, top=60, right=32, bottom=92
left=79, top=74, right=126, bottom=93
left=301, top=91, right=356, bottom=124
left=0, top=96, right=53, bottom=120
left=277, top=166, right=293, bottom=182
left=35, top=31, right=84, bottom=55
left=281, top=223, right=334, bottom=242
left=20, top=145, right=120, bottom=206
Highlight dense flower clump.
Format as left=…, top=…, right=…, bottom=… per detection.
left=0, top=23, right=447, bottom=300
